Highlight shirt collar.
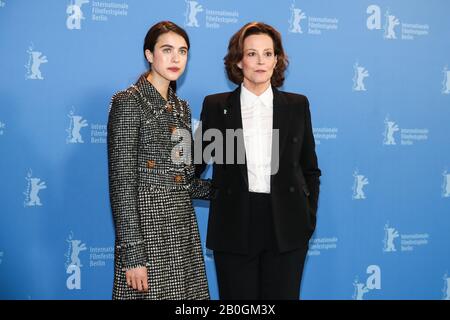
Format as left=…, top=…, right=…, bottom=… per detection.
left=240, top=83, right=273, bottom=108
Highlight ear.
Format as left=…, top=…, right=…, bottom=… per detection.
left=144, top=49, right=153, bottom=64
left=237, top=61, right=243, bottom=69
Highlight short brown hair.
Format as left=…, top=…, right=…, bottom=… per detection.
left=224, top=22, right=288, bottom=87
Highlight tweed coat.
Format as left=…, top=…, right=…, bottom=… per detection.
left=107, top=75, right=211, bottom=299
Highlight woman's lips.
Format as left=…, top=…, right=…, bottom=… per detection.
left=168, top=67, right=180, bottom=72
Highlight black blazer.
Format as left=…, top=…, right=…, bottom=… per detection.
left=195, top=86, right=321, bottom=254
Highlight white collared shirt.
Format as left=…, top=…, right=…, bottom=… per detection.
left=240, top=83, right=273, bottom=194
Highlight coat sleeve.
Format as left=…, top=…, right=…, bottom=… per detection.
left=184, top=99, right=213, bottom=200
left=300, top=96, right=321, bottom=214
left=194, top=96, right=212, bottom=179
left=107, top=90, right=147, bottom=271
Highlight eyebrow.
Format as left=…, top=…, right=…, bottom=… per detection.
left=245, top=48, right=274, bottom=51
left=160, top=44, right=188, bottom=50
left=244, top=49, right=275, bottom=52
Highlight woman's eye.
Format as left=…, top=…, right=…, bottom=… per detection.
left=180, top=49, right=187, bottom=55
left=248, top=52, right=255, bottom=56
left=265, top=52, right=273, bottom=57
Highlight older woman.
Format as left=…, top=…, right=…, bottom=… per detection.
left=196, top=22, right=321, bottom=300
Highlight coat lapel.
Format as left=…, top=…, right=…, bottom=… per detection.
left=133, top=75, right=167, bottom=121
left=225, top=86, right=249, bottom=187
left=272, top=87, right=290, bottom=159
left=271, top=88, right=291, bottom=185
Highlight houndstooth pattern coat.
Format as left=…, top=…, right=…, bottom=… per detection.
left=107, top=75, right=211, bottom=300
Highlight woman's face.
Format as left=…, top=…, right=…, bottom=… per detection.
left=237, top=33, right=277, bottom=88
left=146, top=31, right=188, bottom=83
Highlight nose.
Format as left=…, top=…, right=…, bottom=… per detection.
left=257, top=54, right=264, bottom=65
left=171, top=52, right=180, bottom=63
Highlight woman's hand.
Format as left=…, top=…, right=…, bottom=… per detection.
left=125, top=266, right=148, bottom=292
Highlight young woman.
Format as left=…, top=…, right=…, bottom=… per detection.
left=196, top=22, right=321, bottom=299
left=108, top=21, right=211, bottom=300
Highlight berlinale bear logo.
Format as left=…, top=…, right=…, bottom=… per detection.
left=366, top=5, right=400, bottom=40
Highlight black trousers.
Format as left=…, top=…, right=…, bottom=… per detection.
left=214, top=192, right=309, bottom=300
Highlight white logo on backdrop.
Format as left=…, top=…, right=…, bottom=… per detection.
left=25, top=44, right=48, bottom=80
left=352, top=169, right=369, bottom=200
left=352, top=265, right=381, bottom=300
left=184, top=0, right=238, bottom=29
left=384, top=10, right=400, bottom=39
left=313, top=127, right=338, bottom=145
left=66, top=0, right=128, bottom=25
left=353, top=62, right=369, bottom=91
left=308, top=237, right=338, bottom=256
left=383, top=222, right=399, bottom=252
left=366, top=5, right=429, bottom=41
left=353, top=279, right=370, bottom=300
left=65, top=231, right=87, bottom=290
left=288, top=4, right=306, bottom=34
left=66, top=108, right=88, bottom=144
left=383, top=116, right=399, bottom=145
left=442, top=66, right=450, bottom=95
left=383, top=116, right=428, bottom=146
left=66, top=0, right=89, bottom=30
left=0, top=1, right=5, bottom=8
left=383, top=222, right=429, bottom=253
left=0, top=121, right=5, bottom=136
left=288, top=1, right=338, bottom=36
left=443, top=273, right=450, bottom=300
left=442, top=170, right=450, bottom=198
left=23, top=169, right=47, bottom=207
left=185, top=0, right=203, bottom=27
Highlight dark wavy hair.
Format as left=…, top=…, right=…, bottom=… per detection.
left=224, top=22, right=288, bottom=87
left=143, top=21, right=190, bottom=91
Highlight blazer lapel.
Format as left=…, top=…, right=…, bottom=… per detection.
left=271, top=87, right=291, bottom=182
left=225, top=86, right=249, bottom=187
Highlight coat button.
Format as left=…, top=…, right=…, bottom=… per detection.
left=292, top=137, right=299, bottom=143
left=170, top=126, right=177, bottom=134
left=166, top=104, right=173, bottom=113
left=289, top=186, right=295, bottom=192
left=147, top=160, right=155, bottom=169
left=226, top=188, right=232, bottom=194
left=174, top=175, right=183, bottom=183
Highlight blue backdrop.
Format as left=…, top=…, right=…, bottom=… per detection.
left=0, top=0, right=449, bottom=300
